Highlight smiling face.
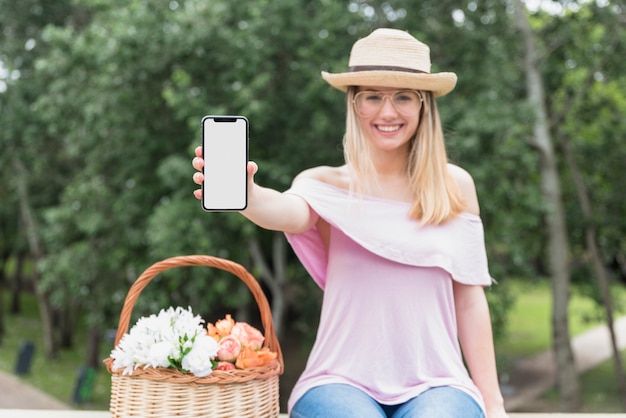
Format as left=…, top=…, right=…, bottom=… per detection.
left=354, top=86, right=422, bottom=156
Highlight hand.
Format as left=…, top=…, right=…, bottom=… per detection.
left=192, top=146, right=204, bottom=200
left=486, top=405, right=509, bottom=418
left=192, top=146, right=258, bottom=201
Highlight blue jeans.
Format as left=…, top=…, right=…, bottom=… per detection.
left=291, top=384, right=485, bottom=418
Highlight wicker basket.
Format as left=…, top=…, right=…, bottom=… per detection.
left=104, top=255, right=284, bottom=418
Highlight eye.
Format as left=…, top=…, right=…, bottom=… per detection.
left=394, top=91, right=416, bottom=103
left=362, top=92, right=383, bottom=103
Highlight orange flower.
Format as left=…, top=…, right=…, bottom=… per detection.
left=235, top=345, right=277, bottom=369
left=213, top=314, right=235, bottom=337
left=206, top=323, right=219, bottom=341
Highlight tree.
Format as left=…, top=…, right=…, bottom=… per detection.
left=3, top=0, right=361, bottom=362
left=0, top=0, right=78, bottom=357
left=543, top=1, right=626, bottom=408
left=513, top=0, right=581, bottom=410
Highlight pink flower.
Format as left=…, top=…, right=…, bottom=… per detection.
left=217, top=335, right=242, bottom=362
left=215, top=361, right=236, bottom=371
left=231, top=322, right=264, bottom=350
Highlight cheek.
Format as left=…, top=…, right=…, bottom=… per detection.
left=358, top=117, right=375, bottom=133
left=408, top=119, right=419, bottom=135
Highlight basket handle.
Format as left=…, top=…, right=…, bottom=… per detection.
left=113, top=255, right=283, bottom=367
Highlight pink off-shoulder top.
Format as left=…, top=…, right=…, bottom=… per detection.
left=284, top=177, right=493, bottom=414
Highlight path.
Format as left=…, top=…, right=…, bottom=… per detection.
left=0, top=317, right=625, bottom=411
left=0, top=371, right=69, bottom=410
left=503, top=315, right=626, bottom=411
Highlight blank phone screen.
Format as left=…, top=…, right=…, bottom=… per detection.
left=202, top=116, right=248, bottom=211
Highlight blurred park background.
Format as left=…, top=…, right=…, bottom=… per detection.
left=0, top=0, right=625, bottom=414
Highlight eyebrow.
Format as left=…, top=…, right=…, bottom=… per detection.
left=358, top=89, right=410, bottom=93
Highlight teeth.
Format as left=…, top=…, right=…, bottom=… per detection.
left=377, top=125, right=400, bottom=132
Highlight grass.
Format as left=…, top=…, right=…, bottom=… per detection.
left=540, top=351, right=626, bottom=413
left=495, top=278, right=626, bottom=412
left=1, top=279, right=625, bottom=412
left=0, top=292, right=111, bottom=410
left=495, top=278, right=625, bottom=357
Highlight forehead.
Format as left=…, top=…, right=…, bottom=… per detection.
left=357, top=86, right=398, bottom=92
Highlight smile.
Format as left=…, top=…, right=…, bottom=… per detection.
left=376, top=124, right=402, bottom=132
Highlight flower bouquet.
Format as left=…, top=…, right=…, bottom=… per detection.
left=110, top=308, right=277, bottom=377
left=209, top=314, right=278, bottom=371
left=104, top=255, right=283, bottom=418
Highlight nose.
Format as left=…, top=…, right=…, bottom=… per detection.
left=378, top=95, right=398, bottom=117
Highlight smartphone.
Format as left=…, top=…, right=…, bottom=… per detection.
left=201, top=115, right=248, bottom=211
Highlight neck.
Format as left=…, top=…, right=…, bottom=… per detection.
left=355, top=154, right=413, bottom=202
left=369, top=148, right=409, bottom=179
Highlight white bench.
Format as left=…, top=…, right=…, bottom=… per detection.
left=0, top=410, right=624, bottom=417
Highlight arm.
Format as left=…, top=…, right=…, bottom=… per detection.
left=454, top=283, right=507, bottom=417
left=449, top=164, right=508, bottom=417
left=192, top=146, right=316, bottom=234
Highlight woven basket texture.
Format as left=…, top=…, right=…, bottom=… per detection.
left=104, top=255, right=284, bottom=418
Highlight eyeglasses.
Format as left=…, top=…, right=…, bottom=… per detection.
left=353, top=90, right=423, bottom=117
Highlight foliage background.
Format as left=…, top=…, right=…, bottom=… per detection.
left=1, top=0, right=624, bottom=411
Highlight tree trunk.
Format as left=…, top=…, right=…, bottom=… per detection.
left=513, top=0, right=581, bottom=411
left=10, top=252, right=25, bottom=314
left=247, top=233, right=287, bottom=339
left=86, top=326, right=102, bottom=369
left=0, top=256, right=5, bottom=345
left=59, top=303, right=79, bottom=349
left=546, top=13, right=626, bottom=409
left=560, top=136, right=626, bottom=411
left=13, top=157, right=58, bottom=359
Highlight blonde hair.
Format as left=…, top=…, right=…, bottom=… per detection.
left=343, top=87, right=465, bottom=225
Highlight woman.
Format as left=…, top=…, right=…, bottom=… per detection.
left=193, top=28, right=508, bottom=418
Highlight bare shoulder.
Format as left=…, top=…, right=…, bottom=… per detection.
left=447, top=164, right=475, bottom=190
left=294, top=165, right=350, bottom=190
left=447, top=163, right=480, bottom=215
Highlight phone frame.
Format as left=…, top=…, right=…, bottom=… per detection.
left=201, top=115, right=248, bottom=211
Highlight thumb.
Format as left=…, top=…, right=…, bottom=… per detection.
left=247, top=161, right=258, bottom=184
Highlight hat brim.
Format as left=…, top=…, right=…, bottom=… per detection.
left=321, top=70, right=457, bottom=97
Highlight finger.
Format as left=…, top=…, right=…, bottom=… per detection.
left=193, top=172, right=204, bottom=185
left=195, top=146, right=203, bottom=158
left=193, top=189, right=202, bottom=200
left=247, top=161, right=258, bottom=187
left=247, top=161, right=258, bottom=178
left=192, top=157, right=204, bottom=171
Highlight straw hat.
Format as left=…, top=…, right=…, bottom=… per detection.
left=322, top=28, right=457, bottom=97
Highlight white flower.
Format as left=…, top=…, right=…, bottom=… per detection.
left=148, top=341, right=175, bottom=368
left=110, top=306, right=218, bottom=377
left=181, top=334, right=219, bottom=377
left=110, top=343, right=135, bottom=375
left=172, top=307, right=205, bottom=336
